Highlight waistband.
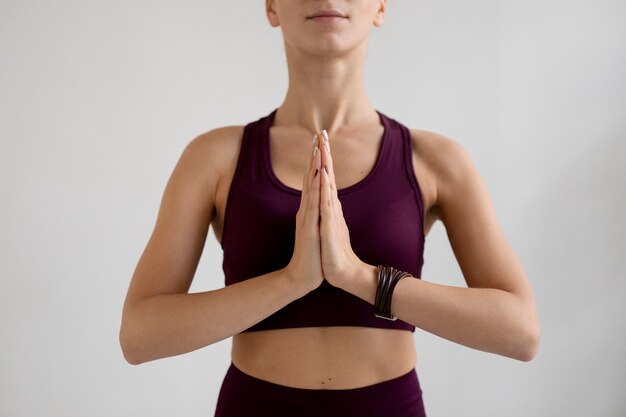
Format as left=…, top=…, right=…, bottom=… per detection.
left=215, top=361, right=426, bottom=417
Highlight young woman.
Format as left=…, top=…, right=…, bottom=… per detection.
left=120, top=1, right=541, bottom=416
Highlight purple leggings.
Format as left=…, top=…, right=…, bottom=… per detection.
left=214, top=361, right=427, bottom=417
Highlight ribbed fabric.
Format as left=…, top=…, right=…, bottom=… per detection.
left=220, top=108, right=426, bottom=333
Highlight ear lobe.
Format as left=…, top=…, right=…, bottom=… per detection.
left=373, top=0, right=386, bottom=27
left=265, top=0, right=280, bottom=27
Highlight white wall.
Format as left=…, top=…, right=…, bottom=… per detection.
left=1, top=1, right=624, bottom=416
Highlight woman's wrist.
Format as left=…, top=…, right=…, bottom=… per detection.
left=281, top=265, right=316, bottom=297
left=337, top=261, right=378, bottom=305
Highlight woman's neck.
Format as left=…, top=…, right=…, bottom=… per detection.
left=275, top=42, right=378, bottom=135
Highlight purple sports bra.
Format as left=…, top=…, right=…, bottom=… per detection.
left=220, top=108, right=426, bottom=333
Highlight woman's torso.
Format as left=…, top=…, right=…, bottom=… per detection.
left=210, top=116, right=437, bottom=389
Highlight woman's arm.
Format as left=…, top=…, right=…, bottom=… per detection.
left=121, top=267, right=306, bottom=365
left=341, top=131, right=541, bottom=362
left=119, top=128, right=308, bottom=365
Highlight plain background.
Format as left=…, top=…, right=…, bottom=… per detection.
left=1, top=1, right=625, bottom=416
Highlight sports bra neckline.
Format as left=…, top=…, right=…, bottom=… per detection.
left=262, top=108, right=390, bottom=196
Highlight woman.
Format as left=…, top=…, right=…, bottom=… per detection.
left=120, top=1, right=541, bottom=416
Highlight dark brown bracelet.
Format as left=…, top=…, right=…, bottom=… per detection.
left=374, top=265, right=412, bottom=320
left=384, top=268, right=408, bottom=318
left=374, top=265, right=389, bottom=317
left=375, top=265, right=395, bottom=319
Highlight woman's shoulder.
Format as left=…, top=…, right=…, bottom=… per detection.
left=189, top=110, right=273, bottom=171
left=192, top=124, right=247, bottom=153
left=407, top=128, right=468, bottom=171
left=186, top=124, right=246, bottom=166
left=177, top=125, right=247, bottom=193
left=406, top=127, right=480, bottom=218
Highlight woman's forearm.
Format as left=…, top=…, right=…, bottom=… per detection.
left=341, top=262, right=540, bottom=362
left=119, top=268, right=308, bottom=365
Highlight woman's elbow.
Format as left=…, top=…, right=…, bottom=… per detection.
left=517, top=322, right=541, bottom=362
left=119, top=322, right=145, bottom=365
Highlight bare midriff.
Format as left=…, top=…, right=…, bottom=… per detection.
left=230, top=327, right=417, bottom=389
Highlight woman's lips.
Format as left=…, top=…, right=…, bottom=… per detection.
left=308, top=16, right=347, bottom=23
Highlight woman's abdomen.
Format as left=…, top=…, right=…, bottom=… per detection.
left=230, top=326, right=417, bottom=390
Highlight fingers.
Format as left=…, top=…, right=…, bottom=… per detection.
left=308, top=135, right=322, bottom=227
left=299, top=133, right=319, bottom=212
left=319, top=129, right=336, bottom=212
left=303, top=134, right=317, bottom=188
left=320, top=147, right=331, bottom=215
left=321, top=130, right=336, bottom=192
left=299, top=132, right=322, bottom=227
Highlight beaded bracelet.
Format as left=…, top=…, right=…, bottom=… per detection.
left=374, top=265, right=412, bottom=320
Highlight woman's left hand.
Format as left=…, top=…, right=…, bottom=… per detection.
left=316, top=130, right=364, bottom=290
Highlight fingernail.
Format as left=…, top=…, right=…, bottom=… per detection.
left=324, top=165, right=329, bottom=174
left=312, top=146, right=317, bottom=157
left=321, top=130, right=330, bottom=153
left=312, top=133, right=318, bottom=145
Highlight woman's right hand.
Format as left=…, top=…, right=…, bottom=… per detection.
left=285, top=132, right=324, bottom=293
